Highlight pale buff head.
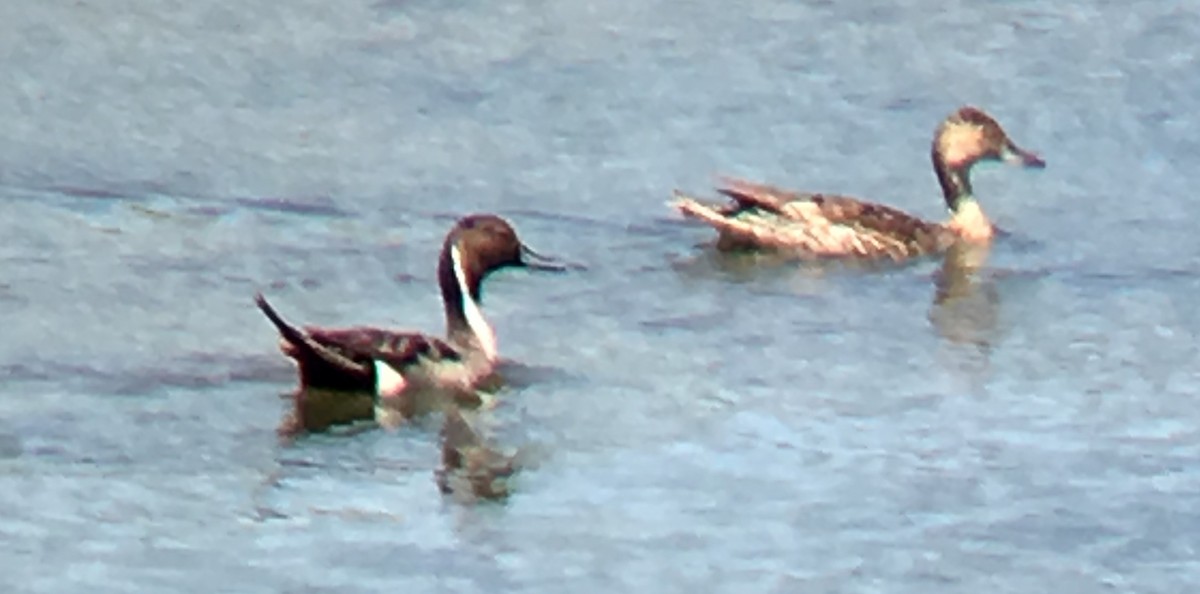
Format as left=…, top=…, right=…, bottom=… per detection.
left=933, top=106, right=1045, bottom=170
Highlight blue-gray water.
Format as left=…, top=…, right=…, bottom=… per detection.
left=3, top=1, right=1200, bottom=592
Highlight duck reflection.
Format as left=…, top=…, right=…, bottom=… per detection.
left=928, top=242, right=1002, bottom=368
left=667, top=241, right=899, bottom=294
left=276, top=387, right=375, bottom=437
left=274, top=363, right=534, bottom=438
left=437, top=407, right=520, bottom=502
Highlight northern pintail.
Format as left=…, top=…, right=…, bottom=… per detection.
left=671, top=106, right=1045, bottom=261
left=256, top=214, right=571, bottom=425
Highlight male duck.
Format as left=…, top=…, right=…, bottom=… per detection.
left=670, top=106, right=1045, bottom=261
left=256, top=214, right=569, bottom=421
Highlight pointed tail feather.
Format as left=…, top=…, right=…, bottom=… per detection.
left=670, top=193, right=811, bottom=251
left=671, top=191, right=723, bottom=221
left=253, top=292, right=364, bottom=375
left=715, top=177, right=799, bottom=214
left=255, top=292, right=308, bottom=351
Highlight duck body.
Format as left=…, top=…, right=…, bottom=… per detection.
left=256, top=214, right=569, bottom=429
left=255, top=298, right=466, bottom=394
left=675, top=178, right=959, bottom=260
left=672, top=106, right=1045, bottom=261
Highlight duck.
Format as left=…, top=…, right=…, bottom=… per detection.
left=670, top=106, right=1045, bottom=261
left=255, top=214, right=572, bottom=427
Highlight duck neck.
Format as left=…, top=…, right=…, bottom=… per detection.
left=933, top=149, right=993, bottom=241
left=933, top=148, right=975, bottom=215
left=438, top=244, right=498, bottom=362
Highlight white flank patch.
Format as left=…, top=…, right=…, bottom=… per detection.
left=451, top=246, right=497, bottom=361
left=374, top=360, right=408, bottom=399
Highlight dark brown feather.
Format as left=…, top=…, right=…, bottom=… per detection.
left=255, top=293, right=463, bottom=394
left=305, top=326, right=461, bottom=368
left=715, top=177, right=802, bottom=213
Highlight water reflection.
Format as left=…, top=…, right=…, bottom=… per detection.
left=276, top=387, right=375, bottom=437
left=668, top=242, right=896, bottom=287
left=668, top=243, right=805, bottom=284
left=274, top=359, right=560, bottom=438
left=928, top=242, right=1002, bottom=379
left=437, top=407, right=520, bottom=502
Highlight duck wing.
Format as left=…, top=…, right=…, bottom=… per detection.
left=804, top=194, right=953, bottom=258
left=715, top=177, right=808, bottom=214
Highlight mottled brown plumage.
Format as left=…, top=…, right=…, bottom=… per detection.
left=671, top=106, right=1045, bottom=261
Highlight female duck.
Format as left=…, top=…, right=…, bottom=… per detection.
left=671, top=106, right=1045, bottom=260
left=256, top=214, right=569, bottom=422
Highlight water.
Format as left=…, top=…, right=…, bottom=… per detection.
left=2, top=0, right=1200, bottom=591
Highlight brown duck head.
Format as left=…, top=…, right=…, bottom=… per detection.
left=931, top=106, right=1045, bottom=213
left=436, top=214, right=573, bottom=351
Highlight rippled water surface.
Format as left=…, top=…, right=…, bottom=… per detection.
left=3, top=1, right=1200, bottom=592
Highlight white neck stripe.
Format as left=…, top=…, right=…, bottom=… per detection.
left=450, top=246, right=497, bottom=361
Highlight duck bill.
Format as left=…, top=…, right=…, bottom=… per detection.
left=1001, top=142, right=1046, bottom=169
left=519, top=245, right=583, bottom=272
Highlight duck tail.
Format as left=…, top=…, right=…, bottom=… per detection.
left=670, top=190, right=811, bottom=252
left=255, top=292, right=307, bottom=352
left=669, top=189, right=733, bottom=220
left=253, top=292, right=362, bottom=374
left=715, top=177, right=797, bottom=214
